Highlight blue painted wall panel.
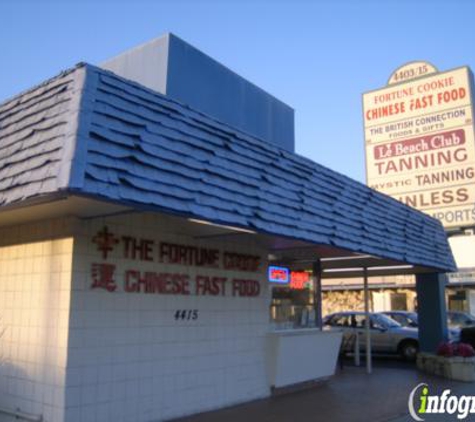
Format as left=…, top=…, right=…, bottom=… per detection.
left=101, top=34, right=295, bottom=152
left=166, top=34, right=294, bottom=152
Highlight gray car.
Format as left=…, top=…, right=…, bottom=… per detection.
left=323, top=311, right=419, bottom=360
left=447, top=311, right=475, bottom=328
left=382, top=311, right=418, bottom=328
left=382, top=310, right=461, bottom=341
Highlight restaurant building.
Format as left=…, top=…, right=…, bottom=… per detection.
left=0, top=34, right=456, bottom=422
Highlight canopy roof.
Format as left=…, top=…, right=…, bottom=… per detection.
left=0, top=63, right=456, bottom=273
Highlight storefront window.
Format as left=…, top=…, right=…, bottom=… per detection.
left=269, top=269, right=316, bottom=329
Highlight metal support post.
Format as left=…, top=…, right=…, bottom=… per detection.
left=313, top=259, right=322, bottom=330
left=363, top=267, right=372, bottom=374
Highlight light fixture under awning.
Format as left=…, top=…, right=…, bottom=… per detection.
left=188, top=218, right=257, bottom=234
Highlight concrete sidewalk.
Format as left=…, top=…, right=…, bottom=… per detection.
left=172, top=362, right=475, bottom=422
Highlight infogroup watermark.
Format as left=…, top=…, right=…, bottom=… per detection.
left=409, top=383, right=475, bottom=420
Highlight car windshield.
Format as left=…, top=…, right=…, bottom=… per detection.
left=464, top=313, right=475, bottom=322
left=449, top=312, right=475, bottom=323
left=373, top=313, right=401, bottom=328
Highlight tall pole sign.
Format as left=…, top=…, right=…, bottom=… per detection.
left=363, top=62, right=475, bottom=229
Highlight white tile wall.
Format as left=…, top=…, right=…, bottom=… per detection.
left=65, top=213, right=271, bottom=422
left=0, top=219, right=74, bottom=422
left=0, top=213, right=272, bottom=422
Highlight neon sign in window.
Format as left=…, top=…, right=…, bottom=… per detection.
left=268, top=266, right=290, bottom=284
left=290, top=271, right=310, bottom=289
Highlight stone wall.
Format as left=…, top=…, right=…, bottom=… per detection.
left=322, top=288, right=417, bottom=316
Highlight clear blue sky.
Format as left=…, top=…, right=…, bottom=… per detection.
left=1, top=0, right=474, bottom=182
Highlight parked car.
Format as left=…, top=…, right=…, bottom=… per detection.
left=381, top=310, right=460, bottom=341
left=323, top=311, right=419, bottom=361
left=381, top=311, right=418, bottom=328
left=447, top=311, right=475, bottom=328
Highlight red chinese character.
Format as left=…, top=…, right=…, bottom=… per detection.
left=92, top=226, right=119, bottom=260
left=91, top=263, right=117, bottom=292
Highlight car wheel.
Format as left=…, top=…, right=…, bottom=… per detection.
left=398, top=340, right=419, bottom=361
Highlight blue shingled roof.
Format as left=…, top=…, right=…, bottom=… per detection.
left=0, top=67, right=82, bottom=203
left=0, top=63, right=456, bottom=272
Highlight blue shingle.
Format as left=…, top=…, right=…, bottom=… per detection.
left=0, top=63, right=457, bottom=272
